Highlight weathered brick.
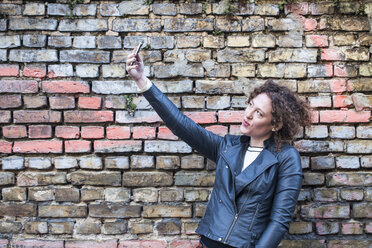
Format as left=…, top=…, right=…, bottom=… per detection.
left=0, top=172, right=15, bottom=186
left=81, top=126, right=104, bottom=139
left=252, top=34, right=275, bottom=48
left=277, top=35, right=302, bottom=48
left=156, top=156, right=180, bottom=170
left=216, top=18, right=241, bottom=32
left=321, top=47, right=370, bottom=61
left=97, top=36, right=122, bottom=49
left=242, top=18, right=265, bottom=31
left=156, top=219, right=181, bottom=235
left=129, top=220, right=153, bottom=234
left=348, top=78, right=372, bottom=92
left=22, top=64, right=47, bottom=78
left=329, top=16, right=369, bottom=31
left=72, top=4, right=97, bottom=16
left=49, top=222, right=74, bottom=234
left=0, top=220, right=22, bottom=234
left=142, top=204, right=192, bottom=218
left=13, top=140, right=62, bottom=154
left=9, top=49, right=57, bottom=62
left=60, top=50, right=110, bottom=63
left=39, top=205, right=87, bottom=218
left=357, top=126, right=372, bottom=139
left=0, top=35, right=20, bottom=48
left=336, top=156, right=360, bottom=169
left=48, top=36, right=72, bottom=48
left=28, top=187, right=54, bottom=201
left=123, top=172, right=172, bottom=187
left=0, top=203, right=37, bottom=217
left=332, top=95, right=353, bottom=108
left=361, top=156, right=372, bottom=168
left=64, top=111, right=113, bottom=123
left=184, top=189, right=209, bottom=202
left=94, top=140, right=141, bottom=153
left=180, top=155, right=204, bottom=169
left=24, top=3, right=45, bottom=16
left=47, top=3, right=71, bottom=16
left=27, top=157, right=52, bottom=170
left=255, top=4, right=279, bottom=15
left=59, top=19, right=107, bottom=32
left=10, top=18, right=57, bottom=30
left=268, top=49, right=317, bottom=63
left=17, top=172, right=66, bottom=186
left=23, top=96, right=47, bottom=109
left=68, top=171, right=121, bottom=186
left=106, top=126, right=130, bottom=139
left=289, top=222, right=312, bottom=234
left=113, top=19, right=161, bottom=32
left=0, top=80, right=38, bottom=93
left=217, top=49, right=265, bottom=62
left=118, top=240, right=167, bottom=248
left=76, top=218, right=102, bottom=235
left=73, top=36, right=96, bottom=48
left=89, top=203, right=141, bottom=218
left=0, top=95, right=21, bottom=109
left=81, top=186, right=104, bottom=201
left=130, top=155, right=154, bottom=169
left=314, top=188, right=338, bottom=202
left=0, top=111, right=11, bottom=124
left=144, top=141, right=191, bottom=153
left=175, top=171, right=215, bottom=186
left=340, top=188, right=364, bottom=201
left=164, top=18, right=214, bottom=32
left=303, top=173, right=324, bottom=186
left=179, top=3, right=203, bottom=15
left=76, top=64, right=99, bottom=78
left=353, top=203, right=372, bottom=218
left=65, top=140, right=91, bottom=153
left=327, top=172, right=372, bottom=186
left=308, top=96, right=331, bottom=108
left=105, top=187, right=131, bottom=202
left=159, top=188, right=183, bottom=202
left=0, top=50, right=6, bottom=61
left=2, top=187, right=26, bottom=201
left=29, top=125, right=52, bottom=139
left=12, top=240, right=63, bottom=248
left=267, top=18, right=298, bottom=31
left=315, top=221, right=339, bottom=235
left=301, top=204, right=350, bottom=219
left=92, top=80, right=137, bottom=94
left=79, top=156, right=102, bottom=170
left=153, top=3, right=177, bottom=16
left=55, top=187, right=79, bottom=202
left=105, top=156, right=129, bottom=170
left=103, top=219, right=127, bottom=235
left=311, top=156, right=335, bottom=170
left=49, top=96, right=75, bottom=109
left=308, top=64, right=333, bottom=77
left=132, top=126, right=155, bottom=140
left=47, top=64, right=73, bottom=78
left=54, top=157, right=78, bottom=170
left=133, top=188, right=158, bottom=203
left=346, top=140, right=371, bottom=154
left=23, top=34, right=46, bottom=48
left=158, top=127, right=178, bottom=140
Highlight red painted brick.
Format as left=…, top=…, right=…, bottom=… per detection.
left=49, top=96, right=75, bottom=109
left=94, top=140, right=142, bottom=153
left=55, top=126, right=80, bottom=139
left=107, top=126, right=131, bottom=139
left=0, top=140, right=12, bottom=153
left=13, top=140, right=63, bottom=153
left=118, top=240, right=167, bottom=248
left=184, top=112, right=216, bottom=124
left=0, top=64, right=19, bottom=76
left=0, top=111, right=11, bottom=123
left=158, top=126, right=178, bottom=140
left=0, top=80, right=38, bottom=93
left=285, top=3, right=309, bottom=15
left=14, top=110, right=61, bottom=123
left=320, top=110, right=370, bottom=123
left=81, top=126, right=105, bottom=139
left=64, top=111, right=113, bottom=123
left=78, top=97, right=102, bottom=109
left=65, top=240, right=117, bottom=248
left=42, top=81, right=90, bottom=93
left=229, top=125, right=241, bottom=135
left=169, top=239, right=200, bottom=248
left=296, top=15, right=317, bottom=31
left=218, top=110, right=244, bottom=123
left=0, top=95, right=22, bottom=109
left=311, top=110, right=319, bottom=123
left=28, top=125, right=52, bottom=139
left=329, top=79, right=348, bottom=93
left=65, top=140, right=91, bottom=153
left=132, top=126, right=156, bottom=140
left=333, top=95, right=353, bottom=108
left=2, top=125, right=27, bottom=138
left=321, top=48, right=345, bottom=61
left=306, top=35, right=328, bottom=47
left=205, top=125, right=228, bottom=136
left=23, top=65, right=47, bottom=78
left=11, top=240, right=63, bottom=248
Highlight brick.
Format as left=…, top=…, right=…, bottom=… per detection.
left=205, top=125, right=228, bottom=137
left=329, top=16, right=369, bottom=31
left=346, top=140, right=371, bottom=154
left=129, top=220, right=153, bottom=234
left=142, top=204, right=192, bottom=218
left=27, top=157, right=52, bottom=170
left=316, top=221, right=339, bottom=235
left=159, top=188, right=183, bottom=202
left=285, top=3, right=308, bottom=15
left=242, top=18, right=265, bottom=31
left=68, top=171, right=121, bottom=186
left=0, top=64, right=19, bottom=76
left=65, top=111, right=113, bottom=123
left=65, top=140, right=91, bottom=153
left=94, top=140, right=142, bottom=153
left=144, top=141, right=191, bottom=153
left=28, top=125, right=52, bottom=139
left=0, top=111, right=11, bottom=124
left=12, top=240, right=63, bottom=248
left=183, top=221, right=199, bottom=235
left=357, top=126, right=372, bottom=138
left=54, top=157, right=78, bottom=169
left=132, top=126, right=155, bottom=139
left=154, top=80, right=193, bottom=93
left=113, top=19, right=161, bottom=32
left=81, top=126, right=104, bottom=139
left=336, top=156, right=360, bottom=169
left=2, top=187, right=26, bottom=201
left=254, top=4, right=279, bottom=15
left=59, top=19, right=107, bottom=32
left=185, top=49, right=211, bottom=62
left=268, top=49, right=317, bottom=63
left=0, top=50, right=5, bottom=61
left=182, top=96, right=205, bottom=109
left=352, top=93, right=371, bottom=111
left=73, top=36, right=96, bottom=48
left=227, top=36, right=250, bottom=47
left=76, top=64, right=99, bottom=78
left=185, top=189, right=209, bottom=202
left=60, top=50, right=110, bottom=63
left=55, top=126, right=80, bottom=139
left=361, top=156, right=372, bottom=168
left=28, top=187, right=54, bottom=201
left=156, top=156, right=180, bottom=170
left=133, top=188, right=158, bottom=203
left=366, top=222, right=372, bottom=234
left=216, top=18, right=241, bottom=32
left=50, top=222, right=74, bottom=234
left=164, top=18, right=213, bottom=32
left=353, top=203, right=372, bottom=218
left=105, top=156, right=129, bottom=170
left=267, top=18, right=298, bottom=31
left=118, top=240, right=167, bottom=248
left=311, top=156, right=334, bottom=170
left=131, top=155, right=154, bottom=169
left=156, top=219, right=181, bottom=235
left=308, top=96, right=332, bottom=108
left=157, top=127, right=178, bottom=140
left=195, top=203, right=207, bottom=217
left=81, top=186, right=104, bottom=201
left=217, top=49, right=265, bottom=62
left=153, top=3, right=177, bottom=16
left=305, top=35, right=328, bottom=47
left=327, top=172, right=372, bottom=186
left=332, top=95, right=353, bottom=108
left=9, top=49, right=58, bottom=62
left=117, top=1, right=149, bottom=15
left=47, top=3, right=71, bottom=16
left=218, top=110, right=244, bottom=123
left=0, top=95, right=22, bottom=109
left=277, top=35, right=302, bottom=48
left=231, top=64, right=255, bottom=77
left=13, top=140, right=62, bottom=154
left=320, top=110, right=370, bottom=123
left=105, top=187, right=130, bottom=202
left=302, top=173, right=324, bottom=186
left=289, top=222, right=312, bottom=234
left=333, top=33, right=356, bottom=46
left=181, top=155, right=204, bottom=169
left=314, top=188, right=338, bottom=202
left=0, top=172, right=14, bottom=186
left=0, top=221, right=22, bottom=234
left=92, top=80, right=137, bottom=94
left=47, top=64, right=73, bottom=78
left=252, top=34, right=275, bottom=48
left=175, top=171, right=215, bottom=186
left=66, top=240, right=117, bottom=248
left=22, top=64, right=46, bottom=78
left=102, top=64, right=126, bottom=78
left=49, top=96, right=75, bottom=109
left=23, top=34, right=46, bottom=47
left=1, top=156, right=23, bottom=170
left=308, top=64, right=333, bottom=77
left=9, top=18, right=57, bottom=30
left=39, top=205, right=87, bottom=218
left=301, top=204, right=350, bottom=219
left=321, top=47, right=370, bottom=61
left=89, top=203, right=141, bottom=218
left=73, top=4, right=97, bottom=16
left=98, top=36, right=122, bottom=49
left=340, top=189, right=364, bottom=201
left=0, top=80, right=38, bottom=93
left=123, top=172, right=172, bottom=187
left=14, top=110, right=61, bottom=124
left=169, top=239, right=199, bottom=248
left=360, top=63, right=372, bottom=76
left=17, top=172, right=66, bottom=186
left=0, top=203, right=37, bottom=217
left=99, top=3, right=119, bottom=16
left=48, top=36, right=72, bottom=48
left=24, top=3, right=45, bottom=16
left=103, top=219, right=127, bottom=235
left=42, top=80, right=89, bottom=93
left=106, top=126, right=130, bottom=139
left=328, top=240, right=372, bottom=248
left=79, top=156, right=102, bottom=170
left=310, top=3, right=334, bottom=15
left=348, top=78, right=372, bottom=91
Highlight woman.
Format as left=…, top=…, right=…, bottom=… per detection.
left=126, top=50, right=311, bottom=248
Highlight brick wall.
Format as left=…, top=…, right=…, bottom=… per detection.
left=0, top=0, right=371, bottom=247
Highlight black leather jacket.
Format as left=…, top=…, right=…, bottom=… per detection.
left=143, top=84, right=303, bottom=248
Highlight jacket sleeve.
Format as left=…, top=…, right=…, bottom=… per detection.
left=142, top=83, right=223, bottom=162
left=255, top=148, right=303, bottom=248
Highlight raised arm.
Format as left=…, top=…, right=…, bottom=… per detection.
left=255, top=148, right=303, bottom=248
left=126, top=50, right=223, bottom=162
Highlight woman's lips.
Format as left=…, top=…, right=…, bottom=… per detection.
left=242, top=120, right=250, bottom=127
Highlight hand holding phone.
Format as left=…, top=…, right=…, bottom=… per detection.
left=130, top=41, right=144, bottom=66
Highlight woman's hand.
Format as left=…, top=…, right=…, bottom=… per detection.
left=126, top=48, right=148, bottom=89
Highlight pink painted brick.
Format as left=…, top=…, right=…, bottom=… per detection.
left=285, top=3, right=309, bottom=15
left=341, top=222, right=363, bottom=234
left=0, top=141, right=12, bottom=153
left=78, top=97, right=102, bottom=109
left=65, top=240, right=118, bottom=248
left=218, top=111, right=244, bottom=123
left=11, top=240, right=64, bottom=248
left=2, top=125, right=27, bottom=138
left=132, top=126, right=156, bottom=140
left=55, top=126, right=80, bottom=139
left=311, top=111, right=319, bottom=123
left=184, top=112, right=217, bottom=124
left=81, top=126, right=105, bottom=139
left=320, top=110, right=370, bottom=123
left=158, top=126, right=178, bottom=140
left=23, top=65, right=47, bottom=78
left=169, top=239, right=200, bottom=248
left=329, top=79, right=348, bottom=93
left=118, top=240, right=167, bottom=248
left=0, top=64, right=19, bottom=76
left=333, top=95, right=353, bottom=108
left=65, top=140, right=91, bottom=153
left=205, top=125, right=228, bottom=136
left=42, top=81, right=90, bottom=94
left=28, top=125, right=52, bottom=139
left=321, top=48, right=345, bottom=61
left=107, top=126, right=131, bottom=139
left=13, top=140, right=62, bottom=153
left=306, top=35, right=328, bottom=47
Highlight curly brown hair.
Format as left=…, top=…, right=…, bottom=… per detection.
left=247, top=80, right=312, bottom=151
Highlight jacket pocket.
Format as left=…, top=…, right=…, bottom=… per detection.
left=249, top=203, right=261, bottom=231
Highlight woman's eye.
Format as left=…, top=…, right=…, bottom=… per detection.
left=256, top=111, right=262, bottom=117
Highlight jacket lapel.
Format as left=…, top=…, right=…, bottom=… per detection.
left=234, top=149, right=278, bottom=196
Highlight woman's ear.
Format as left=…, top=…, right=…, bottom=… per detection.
left=272, top=122, right=283, bottom=132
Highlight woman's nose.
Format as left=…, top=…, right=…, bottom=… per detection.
left=245, top=108, right=254, bottom=119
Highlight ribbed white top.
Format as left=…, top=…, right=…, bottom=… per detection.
left=242, top=146, right=264, bottom=172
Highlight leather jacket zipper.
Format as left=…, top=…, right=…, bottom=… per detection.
left=249, top=203, right=261, bottom=231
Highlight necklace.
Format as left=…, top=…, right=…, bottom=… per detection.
left=248, top=145, right=264, bottom=148
left=247, top=145, right=264, bottom=152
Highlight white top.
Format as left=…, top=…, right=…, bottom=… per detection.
left=242, top=146, right=263, bottom=172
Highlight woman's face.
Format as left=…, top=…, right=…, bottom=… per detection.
left=240, top=93, right=275, bottom=141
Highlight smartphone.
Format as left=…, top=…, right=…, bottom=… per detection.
left=130, top=41, right=144, bottom=66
